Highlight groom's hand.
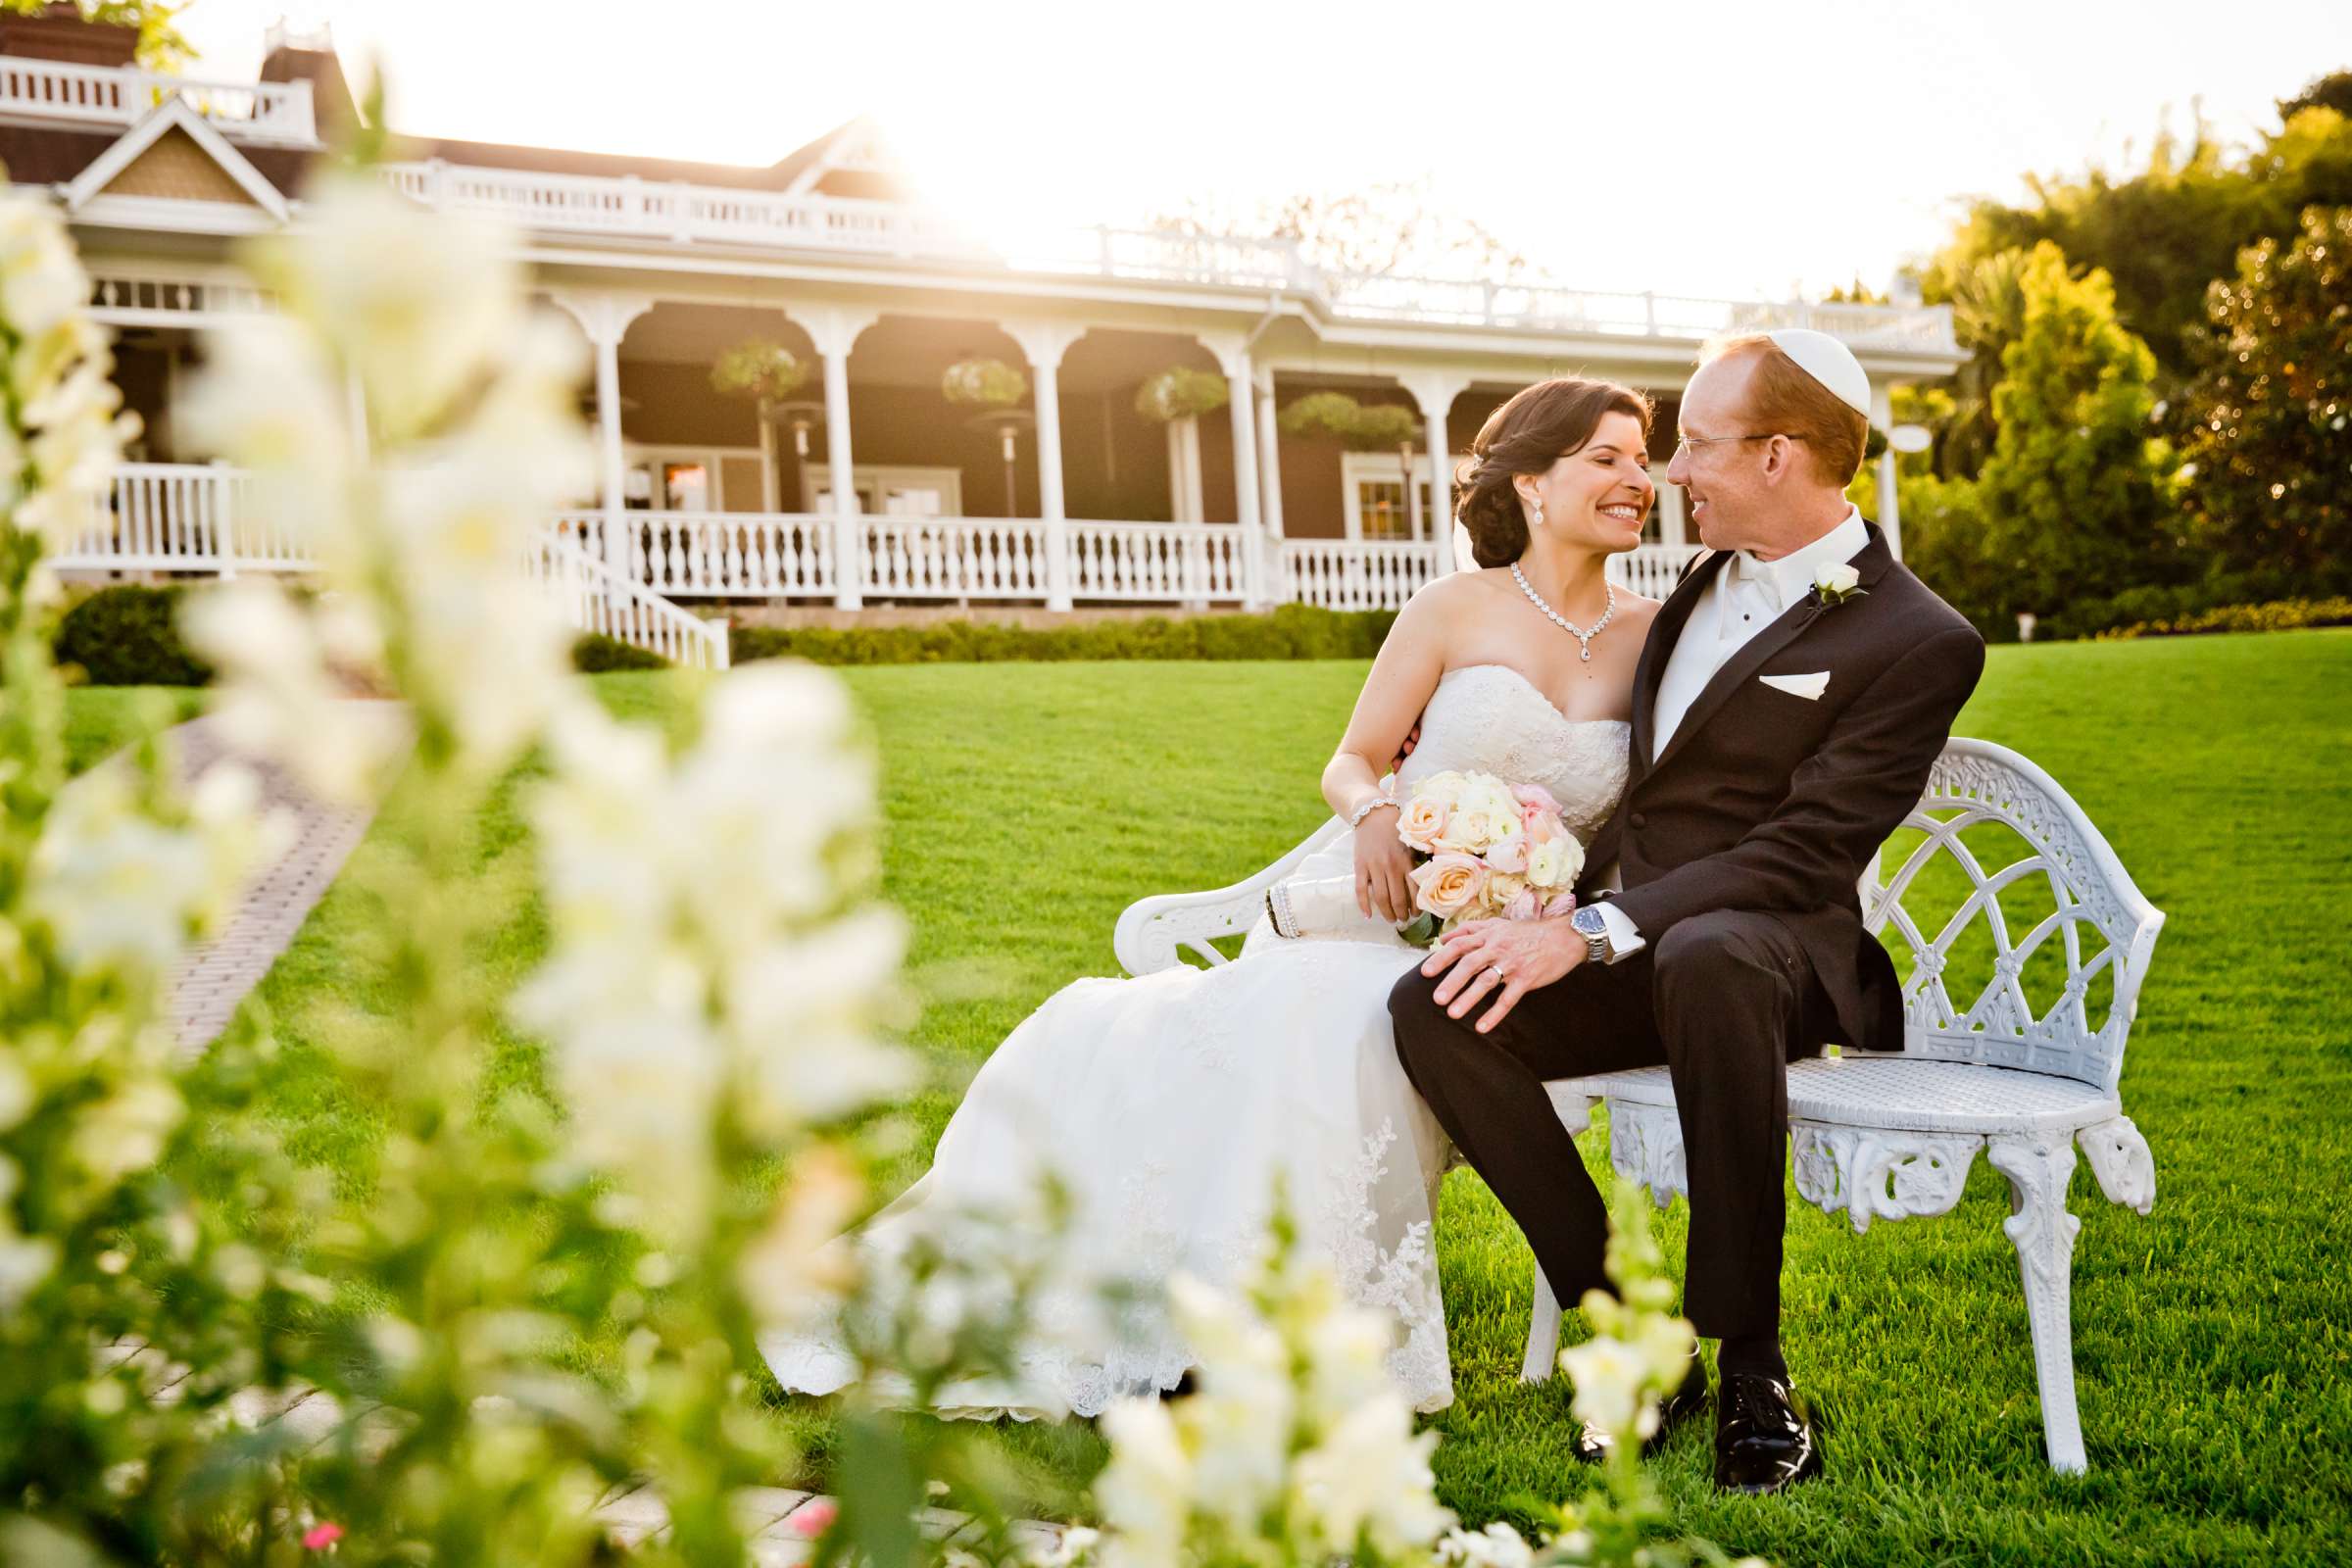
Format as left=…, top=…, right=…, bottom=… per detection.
left=1421, top=915, right=1586, bottom=1034
left=1391, top=720, right=1422, bottom=773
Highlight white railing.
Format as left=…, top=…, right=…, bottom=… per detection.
left=1280, top=539, right=1440, bottom=611
left=1068, top=520, right=1247, bottom=602
left=556, top=510, right=838, bottom=599
left=0, top=55, right=315, bottom=144
left=370, top=159, right=1956, bottom=353
left=51, top=464, right=299, bottom=573
left=860, top=515, right=1051, bottom=599
left=1608, top=543, right=1701, bottom=599
left=529, top=532, right=730, bottom=670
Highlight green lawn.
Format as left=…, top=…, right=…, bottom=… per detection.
left=97, top=630, right=2352, bottom=1566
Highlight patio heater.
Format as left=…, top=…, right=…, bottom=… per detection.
left=966, top=409, right=1035, bottom=517
left=770, top=399, right=827, bottom=460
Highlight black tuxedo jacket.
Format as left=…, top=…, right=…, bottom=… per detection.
left=1578, top=522, right=1985, bottom=1052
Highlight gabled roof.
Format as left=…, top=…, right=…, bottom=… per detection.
left=771, top=115, right=906, bottom=201
left=61, top=96, right=290, bottom=220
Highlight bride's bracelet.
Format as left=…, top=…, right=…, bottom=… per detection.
left=1348, top=790, right=1396, bottom=830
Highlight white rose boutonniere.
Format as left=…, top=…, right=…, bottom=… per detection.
left=1807, top=560, right=1867, bottom=617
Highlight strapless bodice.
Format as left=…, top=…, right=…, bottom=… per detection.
left=1394, top=664, right=1631, bottom=846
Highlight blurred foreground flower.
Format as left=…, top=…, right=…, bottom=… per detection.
left=1092, top=1204, right=1452, bottom=1568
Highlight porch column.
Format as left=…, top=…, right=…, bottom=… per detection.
left=799, top=307, right=879, bottom=611
left=1402, top=373, right=1469, bottom=577
left=1007, top=321, right=1088, bottom=612
left=550, top=291, right=655, bottom=593
left=1204, top=334, right=1266, bottom=609
left=1872, top=380, right=1902, bottom=561
left=1253, top=368, right=1285, bottom=537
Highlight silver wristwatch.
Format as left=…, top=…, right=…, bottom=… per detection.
left=1570, top=903, right=1614, bottom=965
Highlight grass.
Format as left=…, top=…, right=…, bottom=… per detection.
left=85, top=630, right=2352, bottom=1565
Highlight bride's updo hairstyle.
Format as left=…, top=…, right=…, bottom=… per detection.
left=1453, top=378, right=1652, bottom=568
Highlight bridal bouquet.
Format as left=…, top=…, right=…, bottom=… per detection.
left=1396, top=769, right=1583, bottom=935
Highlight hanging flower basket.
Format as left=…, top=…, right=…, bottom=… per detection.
left=1133, top=366, right=1229, bottom=423
left=709, top=337, right=808, bottom=405
left=941, top=357, right=1028, bottom=409
left=1280, top=391, right=1420, bottom=452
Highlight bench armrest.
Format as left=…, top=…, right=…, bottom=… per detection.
left=1113, top=818, right=1350, bottom=975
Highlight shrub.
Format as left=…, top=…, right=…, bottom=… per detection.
left=2094, top=596, right=2352, bottom=640
left=52, top=584, right=213, bottom=685
left=570, top=631, right=668, bottom=671
left=730, top=605, right=1400, bottom=667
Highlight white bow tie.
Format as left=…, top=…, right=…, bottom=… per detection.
left=1726, top=552, right=1790, bottom=612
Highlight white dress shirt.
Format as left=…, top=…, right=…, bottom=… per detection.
left=1591, top=508, right=1871, bottom=960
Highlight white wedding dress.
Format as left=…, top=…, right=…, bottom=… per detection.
left=760, top=664, right=1630, bottom=1419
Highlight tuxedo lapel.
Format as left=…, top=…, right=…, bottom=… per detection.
left=1645, top=524, right=1893, bottom=776
left=1629, top=548, right=1725, bottom=778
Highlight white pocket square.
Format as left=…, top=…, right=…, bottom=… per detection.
left=1758, top=670, right=1831, bottom=701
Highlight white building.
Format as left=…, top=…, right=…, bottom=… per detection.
left=2, top=9, right=1962, bottom=663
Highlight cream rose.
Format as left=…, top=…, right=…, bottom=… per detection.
left=1409, top=853, right=1488, bottom=919
left=1396, top=794, right=1449, bottom=852
left=1815, top=561, right=1861, bottom=595
left=1433, top=808, right=1501, bottom=855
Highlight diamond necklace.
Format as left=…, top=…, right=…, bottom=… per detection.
left=1510, top=562, right=1616, bottom=662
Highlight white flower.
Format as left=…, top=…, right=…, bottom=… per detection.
left=1291, top=1394, right=1449, bottom=1553
left=1558, top=1336, right=1651, bottom=1444
left=1815, top=561, right=1861, bottom=595
left=26, top=760, right=261, bottom=978
left=1096, top=1398, right=1193, bottom=1568
left=258, top=175, right=527, bottom=444
left=181, top=581, right=393, bottom=807
left=737, top=1145, right=865, bottom=1324
left=1438, top=1521, right=1537, bottom=1568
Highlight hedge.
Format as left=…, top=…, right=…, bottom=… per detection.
left=52, top=584, right=212, bottom=686
left=730, top=604, right=1399, bottom=666
left=571, top=632, right=669, bottom=672
left=2092, top=597, right=2352, bottom=641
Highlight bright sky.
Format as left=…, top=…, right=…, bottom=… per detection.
left=177, top=0, right=2350, bottom=302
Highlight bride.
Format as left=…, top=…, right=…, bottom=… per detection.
left=762, top=376, right=1663, bottom=1418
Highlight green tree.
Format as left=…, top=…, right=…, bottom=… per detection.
left=1, top=1, right=193, bottom=71
left=1975, top=244, right=2181, bottom=618
left=1919, top=98, right=2352, bottom=390
left=2178, top=206, right=2351, bottom=584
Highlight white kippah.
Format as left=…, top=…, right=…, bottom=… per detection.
left=1765, top=327, right=1872, bottom=417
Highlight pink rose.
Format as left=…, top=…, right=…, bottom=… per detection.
left=1505, top=888, right=1540, bottom=920
left=1512, top=783, right=1562, bottom=820
left=791, top=1499, right=839, bottom=1538
left=1544, top=891, right=1578, bottom=918
left=1409, top=853, right=1489, bottom=918
left=1485, top=830, right=1529, bottom=874
left=302, top=1523, right=345, bottom=1552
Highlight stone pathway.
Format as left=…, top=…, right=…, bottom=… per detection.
left=111, top=703, right=1079, bottom=1560
left=157, top=703, right=411, bottom=1057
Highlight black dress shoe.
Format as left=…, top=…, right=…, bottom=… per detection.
left=1712, top=1372, right=1823, bottom=1494
left=1572, top=1362, right=1709, bottom=1464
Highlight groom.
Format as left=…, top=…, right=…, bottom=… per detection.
left=1389, top=330, right=1984, bottom=1494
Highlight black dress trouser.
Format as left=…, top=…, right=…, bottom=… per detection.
left=1388, top=907, right=1838, bottom=1340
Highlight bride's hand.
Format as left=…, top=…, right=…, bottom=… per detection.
left=1353, top=803, right=1414, bottom=921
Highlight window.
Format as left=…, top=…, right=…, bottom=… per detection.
left=807, top=465, right=963, bottom=517
left=1341, top=452, right=1438, bottom=542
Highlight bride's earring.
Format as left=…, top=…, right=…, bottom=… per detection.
left=1530, top=494, right=1544, bottom=529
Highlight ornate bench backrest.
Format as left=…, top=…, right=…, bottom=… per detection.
left=1861, top=738, right=2165, bottom=1091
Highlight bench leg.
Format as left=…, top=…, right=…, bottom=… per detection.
left=1521, top=1264, right=1562, bottom=1383
left=1987, top=1133, right=2087, bottom=1474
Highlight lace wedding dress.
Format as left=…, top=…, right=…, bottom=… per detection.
left=760, top=664, right=1629, bottom=1419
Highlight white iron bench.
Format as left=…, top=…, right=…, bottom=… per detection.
left=1113, top=738, right=2164, bottom=1474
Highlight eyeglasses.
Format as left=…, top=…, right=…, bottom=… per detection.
left=1673, top=431, right=1807, bottom=457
